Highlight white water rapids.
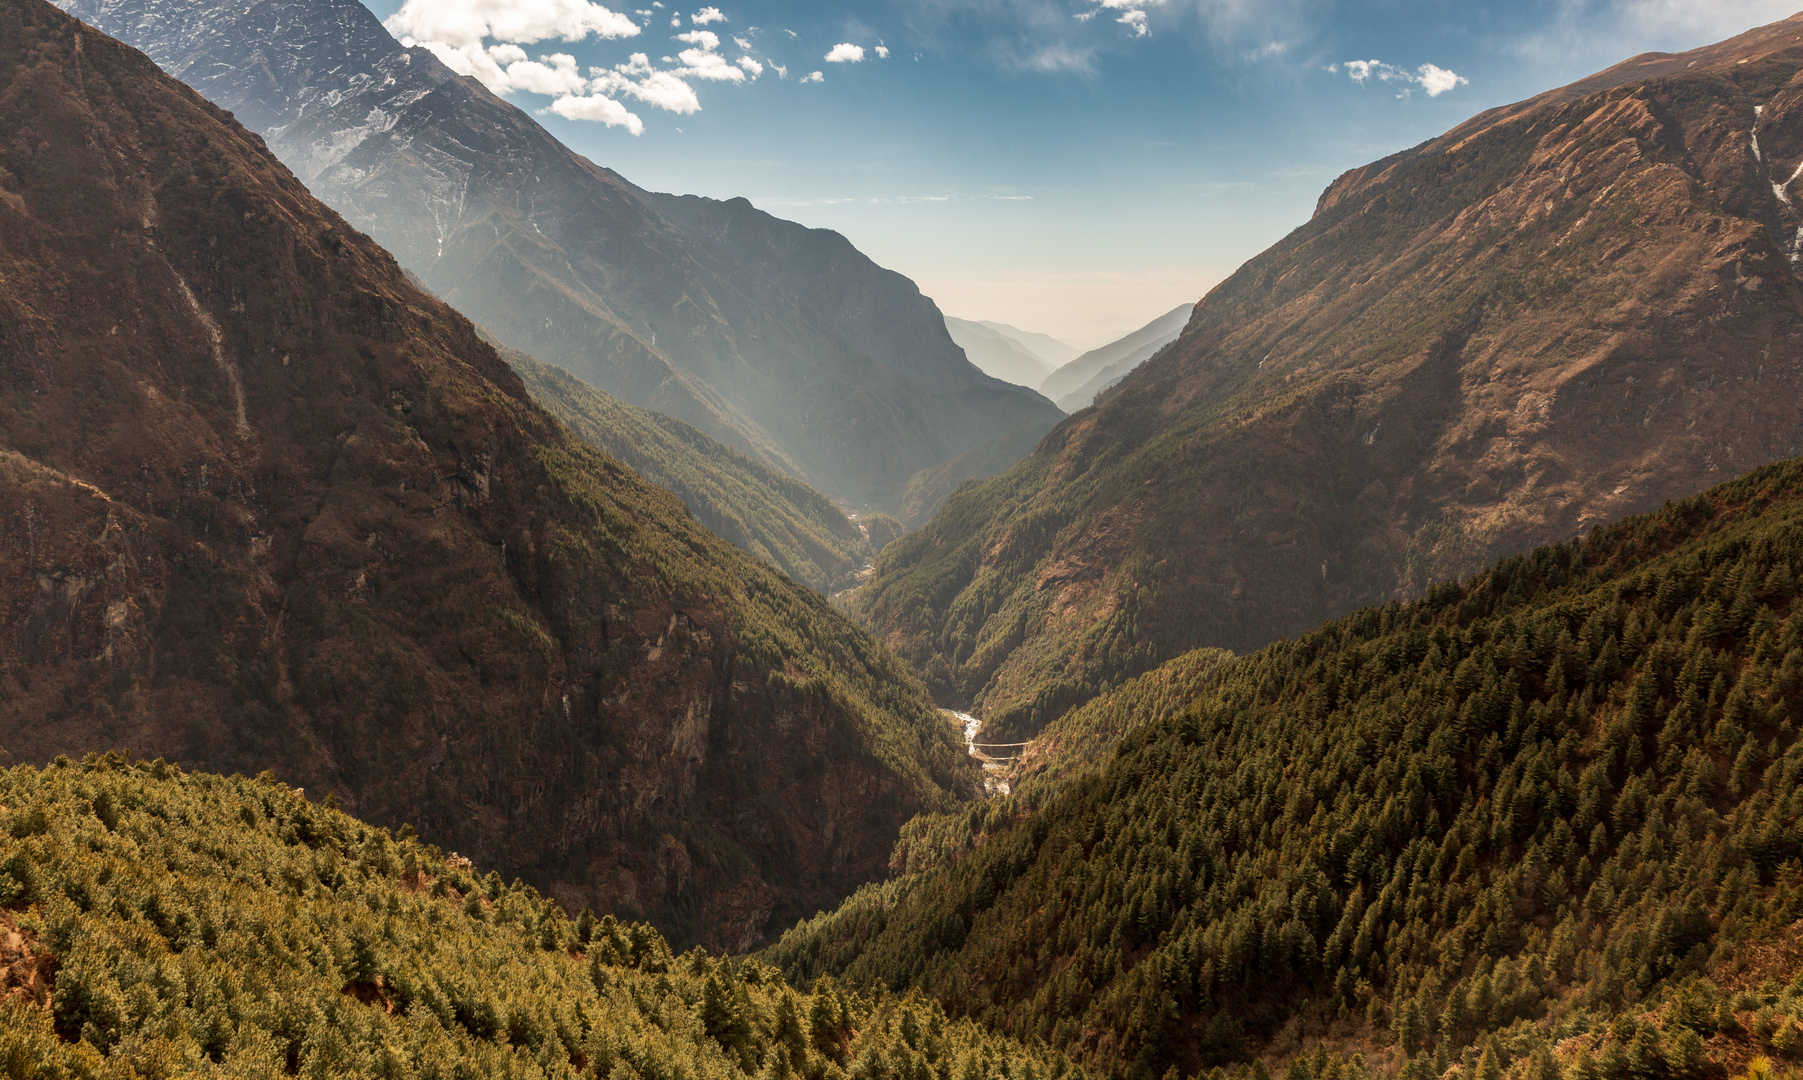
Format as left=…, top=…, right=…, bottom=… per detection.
left=946, top=710, right=1012, bottom=795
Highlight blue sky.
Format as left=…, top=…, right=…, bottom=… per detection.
left=363, top=0, right=1795, bottom=344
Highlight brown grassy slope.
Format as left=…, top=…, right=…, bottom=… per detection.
left=0, top=0, right=976, bottom=951
left=858, top=15, right=1803, bottom=741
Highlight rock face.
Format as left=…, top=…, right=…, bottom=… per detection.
left=54, top=0, right=1063, bottom=512
left=859, top=16, right=1803, bottom=740
left=0, top=0, right=977, bottom=951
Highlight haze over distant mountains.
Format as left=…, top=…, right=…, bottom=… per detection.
left=944, top=318, right=1061, bottom=391
left=55, top=0, right=1062, bottom=513
left=1038, top=304, right=1194, bottom=413
left=861, top=18, right=1803, bottom=740
left=981, top=322, right=1081, bottom=367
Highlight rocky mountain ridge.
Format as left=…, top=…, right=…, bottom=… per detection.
left=55, top=0, right=1063, bottom=512
left=859, top=15, right=1803, bottom=740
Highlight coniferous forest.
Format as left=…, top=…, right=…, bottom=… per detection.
left=0, top=757, right=1071, bottom=1080
left=766, top=460, right=1803, bottom=1080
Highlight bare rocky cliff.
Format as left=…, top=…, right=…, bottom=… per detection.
left=860, top=15, right=1803, bottom=740
left=0, top=0, right=977, bottom=950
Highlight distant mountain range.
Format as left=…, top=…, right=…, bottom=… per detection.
left=944, top=317, right=1060, bottom=390
left=1038, top=303, right=1193, bottom=412
left=980, top=321, right=1081, bottom=367
left=0, top=0, right=976, bottom=951
left=859, top=17, right=1803, bottom=740
left=55, top=0, right=1062, bottom=513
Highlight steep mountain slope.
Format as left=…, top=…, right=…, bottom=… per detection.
left=945, top=318, right=1059, bottom=389
left=775, top=455, right=1803, bottom=1080
left=0, top=0, right=977, bottom=952
left=863, top=19, right=1803, bottom=739
left=504, top=344, right=872, bottom=594
left=53, top=0, right=1063, bottom=512
left=896, top=420, right=1060, bottom=530
left=1037, top=304, right=1191, bottom=412
left=0, top=755, right=1072, bottom=1080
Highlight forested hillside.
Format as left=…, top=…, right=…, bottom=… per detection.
left=0, top=756, right=1072, bottom=1080
left=773, top=456, right=1803, bottom=1080
left=506, top=346, right=872, bottom=593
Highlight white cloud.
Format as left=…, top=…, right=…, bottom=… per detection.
left=1077, top=0, right=1165, bottom=37
left=824, top=42, right=866, bottom=62
left=801, top=70, right=824, bottom=82
left=670, top=16, right=680, bottom=25
left=875, top=44, right=890, bottom=58
left=1339, top=58, right=1466, bottom=96
left=504, top=52, right=588, bottom=94
left=737, top=55, right=764, bottom=76
left=1416, top=63, right=1466, bottom=96
left=673, top=29, right=747, bottom=79
left=386, top=0, right=638, bottom=50
left=590, top=53, right=704, bottom=110
left=414, top=42, right=599, bottom=95
left=733, top=35, right=752, bottom=49
left=549, top=93, right=644, bottom=133
left=691, top=6, right=724, bottom=23
left=771, top=62, right=788, bottom=77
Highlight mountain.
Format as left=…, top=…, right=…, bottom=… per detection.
left=977, top=321, right=1082, bottom=368
left=0, top=754, right=1071, bottom=1080
left=772, top=454, right=1803, bottom=1080
left=502, top=342, right=873, bottom=594
left=859, top=19, right=1803, bottom=740
left=1037, top=304, right=1192, bottom=413
left=896, top=420, right=1060, bottom=530
left=945, top=317, right=1060, bottom=389
left=0, top=0, right=978, bottom=953
left=53, top=0, right=1064, bottom=513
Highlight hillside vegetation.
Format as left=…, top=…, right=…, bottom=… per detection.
left=0, top=0, right=973, bottom=952
left=858, top=16, right=1803, bottom=742
left=773, top=455, right=1803, bottom=1080
left=0, top=756, right=1072, bottom=1080
left=508, top=347, right=871, bottom=593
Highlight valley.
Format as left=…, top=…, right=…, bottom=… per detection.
left=4, top=3, right=1803, bottom=1080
